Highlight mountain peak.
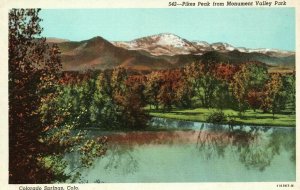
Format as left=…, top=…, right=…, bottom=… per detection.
left=151, top=33, right=188, bottom=47
left=88, top=36, right=107, bottom=42
left=84, top=36, right=114, bottom=48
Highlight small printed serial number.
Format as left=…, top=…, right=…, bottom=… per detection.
left=169, top=2, right=198, bottom=6
left=276, top=184, right=294, bottom=188
left=169, top=2, right=178, bottom=6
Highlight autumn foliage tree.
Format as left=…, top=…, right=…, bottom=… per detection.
left=123, top=75, right=149, bottom=129
left=214, top=63, right=237, bottom=82
left=230, top=62, right=268, bottom=113
left=174, top=69, right=194, bottom=108
left=9, top=8, right=63, bottom=183
left=111, top=67, right=149, bottom=129
left=246, top=90, right=263, bottom=112
left=145, top=71, right=163, bottom=110
left=156, top=70, right=183, bottom=111
left=261, top=73, right=285, bottom=118
left=9, top=9, right=107, bottom=184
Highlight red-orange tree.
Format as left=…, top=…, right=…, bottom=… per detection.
left=157, top=70, right=182, bottom=111
left=246, top=90, right=263, bottom=112
left=123, top=75, right=149, bottom=129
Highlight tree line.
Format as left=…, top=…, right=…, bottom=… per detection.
left=53, top=60, right=295, bottom=130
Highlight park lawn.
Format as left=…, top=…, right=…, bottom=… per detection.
left=148, top=108, right=295, bottom=127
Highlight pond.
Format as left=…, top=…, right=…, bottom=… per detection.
left=65, top=117, right=295, bottom=183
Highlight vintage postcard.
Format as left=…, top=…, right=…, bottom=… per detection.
left=0, top=0, right=299, bottom=190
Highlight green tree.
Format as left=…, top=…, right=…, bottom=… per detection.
left=184, top=61, right=220, bottom=108
left=96, top=70, right=121, bottom=129
left=281, top=73, right=295, bottom=114
left=213, top=80, right=234, bottom=110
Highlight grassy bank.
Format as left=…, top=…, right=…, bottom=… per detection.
left=148, top=108, right=295, bottom=127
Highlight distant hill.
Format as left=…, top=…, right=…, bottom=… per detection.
left=57, top=36, right=179, bottom=71
left=52, top=34, right=295, bottom=71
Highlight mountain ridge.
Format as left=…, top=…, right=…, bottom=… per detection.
left=112, top=33, right=294, bottom=57
left=48, top=34, right=295, bottom=72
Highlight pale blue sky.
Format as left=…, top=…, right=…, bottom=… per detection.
left=40, top=8, right=295, bottom=51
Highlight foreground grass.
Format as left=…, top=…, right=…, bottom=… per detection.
left=148, top=108, right=295, bottom=127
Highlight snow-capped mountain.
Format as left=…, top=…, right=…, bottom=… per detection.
left=53, top=34, right=295, bottom=71
left=113, top=33, right=294, bottom=57
left=113, top=33, right=199, bottom=56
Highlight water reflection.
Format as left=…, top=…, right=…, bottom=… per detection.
left=104, top=144, right=138, bottom=175
left=66, top=118, right=295, bottom=182
left=149, top=118, right=294, bottom=174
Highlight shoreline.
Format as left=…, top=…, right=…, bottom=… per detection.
left=149, top=108, right=295, bottom=127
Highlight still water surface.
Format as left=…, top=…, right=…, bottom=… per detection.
left=66, top=118, right=295, bottom=182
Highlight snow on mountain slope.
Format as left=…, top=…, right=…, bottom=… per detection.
left=211, top=42, right=235, bottom=51
left=113, top=33, right=294, bottom=57
left=113, top=33, right=199, bottom=56
left=246, top=48, right=295, bottom=57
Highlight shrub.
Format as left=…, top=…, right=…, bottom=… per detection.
left=206, top=111, right=227, bottom=123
